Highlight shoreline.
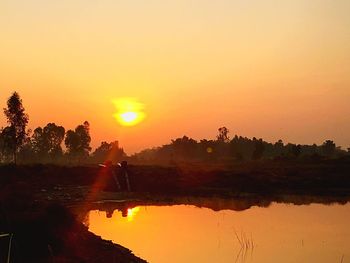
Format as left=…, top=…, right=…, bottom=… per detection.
left=1, top=160, right=350, bottom=262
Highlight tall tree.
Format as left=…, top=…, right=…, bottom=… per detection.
left=65, top=121, right=91, bottom=162
left=32, top=123, right=65, bottom=161
left=217, top=127, right=230, bottom=142
left=3, top=92, right=29, bottom=164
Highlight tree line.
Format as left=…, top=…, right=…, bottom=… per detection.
left=0, top=92, right=124, bottom=164
left=1, top=92, right=348, bottom=166
left=129, top=127, right=349, bottom=165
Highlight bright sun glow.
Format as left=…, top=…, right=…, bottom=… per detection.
left=113, top=98, right=145, bottom=126
left=120, top=112, right=138, bottom=123
left=127, top=207, right=140, bottom=221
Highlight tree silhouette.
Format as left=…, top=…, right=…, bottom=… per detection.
left=129, top=132, right=348, bottom=164
left=0, top=126, right=15, bottom=162
left=217, top=127, right=230, bottom=142
left=65, top=121, right=91, bottom=162
left=290, top=144, right=302, bottom=158
left=17, top=136, right=35, bottom=163
left=274, top=139, right=284, bottom=156
left=3, top=92, right=29, bottom=164
left=321, top=140, right=336, bottom=157
left=252, top=139, right=265, bottom=160
left=171, top=136, right=198, bottom=160
left=32, top=123, right=65, bottom=161
left=92, top=141, right=124, bottom=164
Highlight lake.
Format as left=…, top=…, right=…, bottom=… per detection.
left=84, top=199, right=350, bottom=263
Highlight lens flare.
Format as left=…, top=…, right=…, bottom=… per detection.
left=113, top=98, right=145, bottom=126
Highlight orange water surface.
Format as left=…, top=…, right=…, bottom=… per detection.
left=87, top=202, right=350, bottom=263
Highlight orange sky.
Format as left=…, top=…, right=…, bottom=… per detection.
left=1, top=0, right=349, bottom=153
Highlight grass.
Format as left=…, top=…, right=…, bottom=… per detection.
left=0, top=233, right=13, bottom=263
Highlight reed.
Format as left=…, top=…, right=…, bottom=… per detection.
left=234, top=229, right=254, bottom=249
left=0, top=233, right=13, bottom=263
left=233, top=229, right=255, bottom=263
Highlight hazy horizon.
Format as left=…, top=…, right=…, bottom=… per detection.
left=1, top=0, right=349, bottom=154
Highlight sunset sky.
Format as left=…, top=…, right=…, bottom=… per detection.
left=1, top=0, right=349, bottom=153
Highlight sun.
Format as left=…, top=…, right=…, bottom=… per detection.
left=113, top=98, right=145, bottom=126
left=120, top=112, right=138, bottom=123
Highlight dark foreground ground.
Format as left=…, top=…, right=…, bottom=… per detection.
left=1, top=157, right=350, bottom=262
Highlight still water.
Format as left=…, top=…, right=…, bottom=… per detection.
left=85, top=200, right=350, bottom=263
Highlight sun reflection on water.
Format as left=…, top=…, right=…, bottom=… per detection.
left=127, top=207, right=140, bottom=221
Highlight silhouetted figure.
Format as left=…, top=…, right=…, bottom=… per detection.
left=102, top=160, right=121, bottom=191
left=99, top=160, right=131, bottom=192
left=118, top=161, right=131, bottom=192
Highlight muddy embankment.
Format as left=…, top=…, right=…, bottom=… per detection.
left=0, top=164, right=147, bottom=263
left=2, top=158, right=350, bottom=197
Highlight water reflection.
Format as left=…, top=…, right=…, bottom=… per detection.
left=77, top=194, right=350, bottom=223
left=127, top=207, right=140, bottom=221
left=79, top=197, right=350, bottom=263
